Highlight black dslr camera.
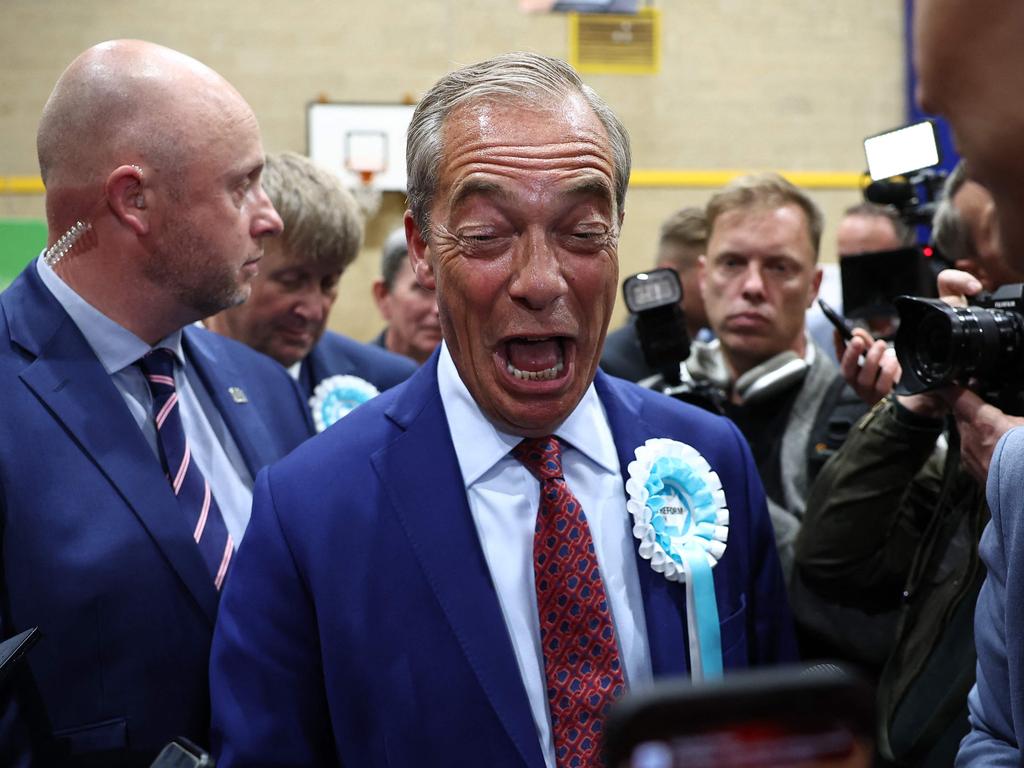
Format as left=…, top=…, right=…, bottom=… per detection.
left=623, top=268, right=690, bottom=380
left=622, top=269, right=724, bottom=414
left=894, top=284, right=1024, bottom=414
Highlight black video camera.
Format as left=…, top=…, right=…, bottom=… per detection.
left=894, top=283, right=1024, bottom=414
left=622, top=269, right=724, bottom=414
left=623, top=268, right=690, bottom=382
left=863, top=120, right=947, bottom=228
left=841, top=246, right=935, bottom=339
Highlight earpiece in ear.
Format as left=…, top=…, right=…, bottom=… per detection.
left=136, top=195, right=146, bottom=209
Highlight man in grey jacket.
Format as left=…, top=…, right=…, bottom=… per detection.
left=690, top=173, right=866, bottom=581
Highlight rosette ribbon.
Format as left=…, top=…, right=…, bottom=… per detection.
left=309, top=374, right=380, bottom=433
left=626, top=438, right=729, bottom=681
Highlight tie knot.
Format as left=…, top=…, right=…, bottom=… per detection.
left=512, top=435, right=564, bottom=481
left=138, top=348, right=177, bottom=392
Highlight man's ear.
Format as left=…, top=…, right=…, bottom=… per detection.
left=807, top=265, right=824, bottom=308
left=105, top=164, right=149, bottom=235
left=405, top=210, right=436, bottom=290
left=697, top=254, right=708, bottom=299
left=371, top=279, right=392, bottom=320
left=981, top=199, right=1001, bottom=254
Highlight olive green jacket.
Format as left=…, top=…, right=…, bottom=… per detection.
left=796, top=396, right=987, bottom=764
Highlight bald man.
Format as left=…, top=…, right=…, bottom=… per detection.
left=0, top=41, right=312, bottom=765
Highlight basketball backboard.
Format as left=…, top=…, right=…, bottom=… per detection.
left=307, top=102, right=416, bottom=193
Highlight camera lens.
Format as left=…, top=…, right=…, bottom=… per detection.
left=896, top=295, right=1024, bottom=392
left=913, top=311, right=955, bottom=382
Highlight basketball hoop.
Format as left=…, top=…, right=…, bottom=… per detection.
left=350, top=169, right=382, bottom=217
left=344, top=130, right=388, bottom=218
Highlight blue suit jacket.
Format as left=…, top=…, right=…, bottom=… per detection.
left=0, top=263, right=314, bottom=766
left=210, top=353, right=797, bottom=767
left=599, top=317, right=657, bottom=383
left=296, top=330, right=416, bottom=402
left=958, top=426, right=1024, bottom=765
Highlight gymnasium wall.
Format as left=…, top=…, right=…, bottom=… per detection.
left=0, top=1, right=905, bottom=339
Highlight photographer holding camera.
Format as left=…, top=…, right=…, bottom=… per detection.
left=903, top=6, right=1024, bottom=759
left=601, top=205, right=710, bottom=382
left=807, top=202, right=915, bottom=361
left=795, top=166, right=1024, bottom=765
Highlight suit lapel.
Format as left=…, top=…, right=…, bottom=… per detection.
left=296, top=355, right=315, bottom=401
left=184, top=327, right=280, bottom=476
left=6, top=266, right=219, bottom=624
left=375, top=358, right=545, bottom=768
left=297, top=344, right=327, bottom=401
left=596, top=372, right=690, bottom=678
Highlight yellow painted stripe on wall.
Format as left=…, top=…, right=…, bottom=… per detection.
left=628, top=169, right=867, bottom=190
left=0, top=169, right=867, bottom=196
left=0, top=176, right=45, bottom=195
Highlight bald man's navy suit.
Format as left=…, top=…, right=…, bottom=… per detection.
left=0, top=263, right=313, bottom=766
left=210, top=352, right=797, bottom=767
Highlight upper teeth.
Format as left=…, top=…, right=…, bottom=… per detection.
left=507, top=360, right=564, bottom=381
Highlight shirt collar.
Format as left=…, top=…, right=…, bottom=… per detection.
left=437, top=341, right=619, bottom=488
left=35, top=255, right=185, bottom=373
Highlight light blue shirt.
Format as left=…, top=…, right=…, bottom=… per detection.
left=437, top=342, right=652, bottom=768
left=36, top=256, right=254, bottom=546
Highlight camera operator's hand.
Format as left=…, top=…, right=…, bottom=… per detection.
left=940, top=386, right=1024, bottom=484
left=936, top=267, right=984, bottom=307
left=836, top=327, right=948, bottom=415
left=836, top=327, right=900, bottom=406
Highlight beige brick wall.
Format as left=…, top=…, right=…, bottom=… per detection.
left=0, top=1, right=904, bottom=341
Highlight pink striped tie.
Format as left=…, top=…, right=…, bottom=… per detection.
left=139, top=349, right=233, bottom=590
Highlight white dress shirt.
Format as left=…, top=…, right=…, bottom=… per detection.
left=36, top=256, right=255, bottom=545
left=437, top=343, right=652, bottom=768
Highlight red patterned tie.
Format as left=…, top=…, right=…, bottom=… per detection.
left=513, top=436, right=626, bottom=768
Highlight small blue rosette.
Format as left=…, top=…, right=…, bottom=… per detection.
left=626, top=438, right=729, bottom=681
left=309, top=374, right=380, bottom=433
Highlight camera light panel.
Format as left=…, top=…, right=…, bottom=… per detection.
left=864, top=121, right=940, bottom=181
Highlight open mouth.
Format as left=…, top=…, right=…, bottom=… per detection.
left=503, top=337, right=567, bottom=382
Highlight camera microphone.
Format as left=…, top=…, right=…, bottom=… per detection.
left=864, top=179, right=916, bottom=207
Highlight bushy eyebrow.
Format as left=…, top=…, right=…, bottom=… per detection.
left=713, top=250, right=804, bottom=268
left=563, top=177, right=614, bottom=206
left=448, top=179, right=508, bottom=213
left=448, top=176, right=615, bottom=216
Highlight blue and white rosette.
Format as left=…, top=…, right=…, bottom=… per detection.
left=309, top=374, right=380, bottom=433
left=626, top=438, right=729, bottom=681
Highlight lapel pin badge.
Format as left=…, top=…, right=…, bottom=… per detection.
left=228, top=386, right=248, bottom=404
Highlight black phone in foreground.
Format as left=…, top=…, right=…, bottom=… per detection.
left=818, top=298, right=854, bottom=343
left=603, top=664, right=874, bottom=768
left=0, top=627, right=39, bottom=687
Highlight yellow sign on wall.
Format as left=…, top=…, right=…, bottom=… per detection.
left=569, top=7, right=661, bottom=75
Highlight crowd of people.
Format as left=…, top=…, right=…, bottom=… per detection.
left=2, top=1, right=1024, bottom=765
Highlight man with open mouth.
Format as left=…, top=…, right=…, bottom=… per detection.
left=211, top=51, right=797, bottom=768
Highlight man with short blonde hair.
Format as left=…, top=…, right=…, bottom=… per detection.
left=701, top=172, right=824, bottom=380
left=691, top=172, right=864, bottom=579
left=706, top=172, right=825, bottom=262
left=207, top=152, right=414, bottom=427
